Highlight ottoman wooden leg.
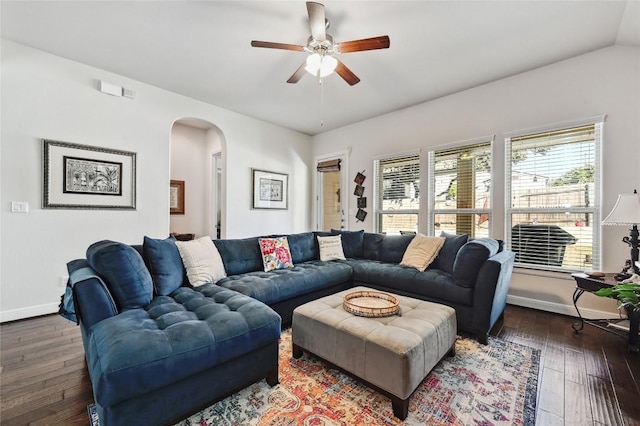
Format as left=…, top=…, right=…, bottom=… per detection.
left=266, top=367, right=279, bottom=387
left=292, top=343, right=304, bottom=359
left=391, top=395, right=409, bottom=420
left=447, top=343, right=456, bottom=357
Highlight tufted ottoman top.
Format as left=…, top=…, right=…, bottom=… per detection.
left=86, top=285, right=281, bottom=408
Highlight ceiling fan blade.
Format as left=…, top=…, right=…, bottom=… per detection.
left=335, top=59, right=360, bottom=86
left=307, top=2, right=326, bottom=41
left=287, top=62, right=307, bottom=84
left=336, top=35, right=390, bottom=53
left=251, top=40, right=305, bottom=51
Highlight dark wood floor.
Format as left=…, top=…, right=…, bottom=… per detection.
left=1, top=305, right=639, bottom=425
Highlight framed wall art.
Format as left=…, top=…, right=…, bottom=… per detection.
left=252, top=168, right=288, bottom=210
left=42, top=139, right=136, bottom=209
left=170, top=180, right=185, bottom=215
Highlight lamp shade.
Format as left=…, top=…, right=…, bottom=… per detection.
left=602, top=190, right=640, bottom=225
left=305, top=53, right=337, bottom=78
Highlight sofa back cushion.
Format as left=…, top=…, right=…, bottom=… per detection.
left=143, top=236, right=185, bottom=295
left=452, top=238, right=500, bottom=287
left=330, top=229, right=364, bottom=258
left=363, top=232, right=385, bottom=260
left=268, top=232, right=316, bottom=263
left=213, top=237, right=263, bottom=276
left=86, top=240, right=153, bottom=310
left=431, top=232, right=469, bottom=274
left=380, top=235, right=415, bottom=264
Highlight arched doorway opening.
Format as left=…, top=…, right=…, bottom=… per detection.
left=169, top=118, right=226, bottom=239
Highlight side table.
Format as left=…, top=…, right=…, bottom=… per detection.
left=571, top=273, right=639, bottom=353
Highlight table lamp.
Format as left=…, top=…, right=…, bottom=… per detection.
left=602, top=189, right=640, bottom=274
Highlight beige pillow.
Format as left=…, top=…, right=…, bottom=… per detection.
left=317, top=235, right=346, bottom=261
left=175, top=236, right=227, bottom=286
left=400, top=235, right=446, bottom=272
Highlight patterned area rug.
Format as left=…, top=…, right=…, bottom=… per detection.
left=89, top=329, right=539, bottom=426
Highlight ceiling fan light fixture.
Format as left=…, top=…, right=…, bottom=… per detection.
left=305, top=53, right=337, bottom=77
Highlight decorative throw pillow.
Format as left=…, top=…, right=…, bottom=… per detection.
left=317, top=235, right=346, bottom=261
left=259, top=237, right=294, bottom=272
left=143, top=235, right=184, bottom=296
left=400, top=235, right=446, bottom=271
left=175, top=236, right=227, bottom=286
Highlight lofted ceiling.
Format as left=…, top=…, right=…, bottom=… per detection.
left=2, top=1, right=639, bottom=136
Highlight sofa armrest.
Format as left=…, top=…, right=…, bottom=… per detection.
left=68, top=260, right=118, bottom=330
left=470, top=250, right=516, bottom=337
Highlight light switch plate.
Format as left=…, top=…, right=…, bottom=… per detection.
left=11, top=201, right=29, bottom=213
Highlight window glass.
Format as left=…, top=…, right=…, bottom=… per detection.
left=428, top=141, right=492, bottom=238
left=506, top=123, right=601, bottom=271
left=374, top=153, right=420, bottom=234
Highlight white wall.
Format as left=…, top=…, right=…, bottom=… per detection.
left=0, top=40, right=312, bottom=321
left=312, top=45, right=640, bottom=318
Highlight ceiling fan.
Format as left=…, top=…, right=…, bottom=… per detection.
left=251, top=1, right=390, bottom=86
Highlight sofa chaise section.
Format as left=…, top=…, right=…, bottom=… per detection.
left=69, top=241, right=281, bottom=426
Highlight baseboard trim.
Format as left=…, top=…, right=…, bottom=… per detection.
left=507, top=295, right=620, bottom=320
left=0, top=303, right=59, bottom=323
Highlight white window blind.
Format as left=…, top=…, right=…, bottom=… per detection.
left=506, top=122, right=602, bottom=271
left=374, top=153, right=420, bottom=234
left=427, top=141, right=492, bottom=238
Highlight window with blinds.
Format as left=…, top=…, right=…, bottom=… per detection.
left=505, top=121, right=602, bottom=271
left=373, top=153, right=420, bottom=234
left=427, top=141, right=492, bottom=238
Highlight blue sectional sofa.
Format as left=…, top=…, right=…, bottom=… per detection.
left=214, top=230, right=514, bottom=342
left=68, top=230, right=514, bottom=425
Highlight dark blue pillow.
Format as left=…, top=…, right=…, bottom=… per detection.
left=87, top=240, right=153, bottom=310
left=363, top=232, right=385, bottom=260
left=331, top=229, right=365, bottom=258
left=432, top=232, right=469, bottom=274
left=143, top=236, right=184, bottom=296
left=453, top=238, right=500, bottom=287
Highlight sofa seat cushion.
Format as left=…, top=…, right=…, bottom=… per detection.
left=348, top=259, right=473, bottom=306
left=217, top=260, right=353, bottom=305
left=85, top=286, right=280, bottom=408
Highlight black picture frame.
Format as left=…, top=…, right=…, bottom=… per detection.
left=43, top=139, right=136, bottom=209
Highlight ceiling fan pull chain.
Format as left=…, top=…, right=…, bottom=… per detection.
left=319, top=77, right=325, bottom=127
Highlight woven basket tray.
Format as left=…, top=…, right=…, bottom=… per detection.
left=343, top=290, right=400, bottom=318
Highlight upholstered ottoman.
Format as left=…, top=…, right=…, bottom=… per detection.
left=292, top=286, right=456, bottom=420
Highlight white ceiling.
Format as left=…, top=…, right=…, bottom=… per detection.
left=2, top=1, right=639, bottom=136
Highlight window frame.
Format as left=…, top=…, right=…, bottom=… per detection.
left=504, top=116, right=605, bottom=272
left=373, top=150, right=421, bottom=234
left=427, top=137, right=494, bottom=238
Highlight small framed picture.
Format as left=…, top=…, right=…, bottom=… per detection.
left=170, top=180, right=185, bottom=215
left=356, top=209, right=367, bottom=222
left=252, top=169, right=288, bottom=210
left=354, top=172, right=366, bottom=185
left=357, top=197, right=367, bottom=208
left=354, top=185, right=364, bottom=197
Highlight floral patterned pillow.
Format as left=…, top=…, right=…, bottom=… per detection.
left=259, top=237, right=294, bottom=272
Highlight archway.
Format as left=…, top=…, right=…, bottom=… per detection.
left=169, top=118, right=226, bottom=239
